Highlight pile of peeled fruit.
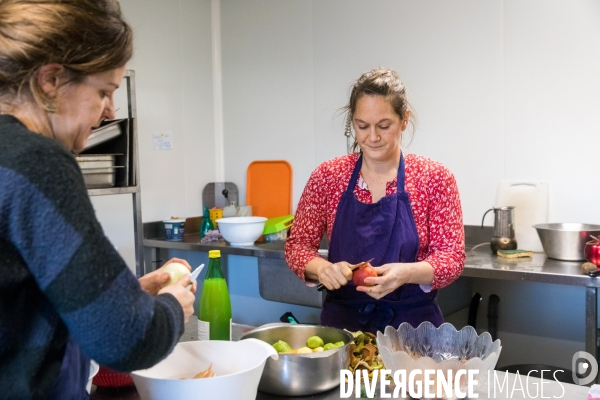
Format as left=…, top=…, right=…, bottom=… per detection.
left=272, top=336, right=345, bottom=354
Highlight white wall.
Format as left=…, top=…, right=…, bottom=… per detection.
left=121, top=0, right=215, bottom=222
left=503, top=0, right=600, bottom=222
left=91, top=0, right=216, bottom=270
left=221, top=0, right=600, bottom=227
left=220, top=0, right=315, bottom=207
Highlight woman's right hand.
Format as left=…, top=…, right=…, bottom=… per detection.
left=317, top=261, right=354, bottom=290
left=158, top=274, right=196, bottom=323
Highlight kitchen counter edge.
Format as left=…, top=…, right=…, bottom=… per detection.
left=143, top=222, right=600, bottom=288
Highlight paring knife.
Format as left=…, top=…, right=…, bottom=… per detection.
left=186, top=263, right=205, bottom=291
left=316, top=258, right=375, bottom=292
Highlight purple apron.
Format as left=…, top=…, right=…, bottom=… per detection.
left=321, top=153, right=443, bottom=334
left=46, top=335, right=90, bottom=399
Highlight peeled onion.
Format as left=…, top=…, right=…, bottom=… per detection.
left=161, top=262, right=190, bottom=288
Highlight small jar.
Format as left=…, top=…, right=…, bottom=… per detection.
left=163, top=218, right=185, bottom=241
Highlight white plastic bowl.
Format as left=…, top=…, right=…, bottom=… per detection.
left=131, top=339, right=278, bottom=400
left=216, top=216, right=267, bottom=246
left=87, top=360, right=100, bottom=394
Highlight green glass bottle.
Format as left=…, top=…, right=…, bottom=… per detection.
left=198, top=250, right=232, bottom=340
left=199, top=206, right=214, bottom=238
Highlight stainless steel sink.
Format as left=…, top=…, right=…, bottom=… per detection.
left=258, top=257, right=326, bottom=308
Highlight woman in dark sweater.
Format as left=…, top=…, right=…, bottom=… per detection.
left=0, top=1, right=196, bottom=398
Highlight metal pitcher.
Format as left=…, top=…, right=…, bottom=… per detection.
left=482, top=206, right=518, bottom=253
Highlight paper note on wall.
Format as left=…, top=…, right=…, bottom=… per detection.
left=153, top=131, right=173, bottom=150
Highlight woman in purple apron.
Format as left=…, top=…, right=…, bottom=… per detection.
left=284, top=68, right=465, bottom=335
left=322, top=153, right=442, bottom=333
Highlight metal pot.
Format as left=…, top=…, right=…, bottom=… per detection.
left=533, top=223, right=600, bottom=261
left=240, top=324, right=352, bottom=396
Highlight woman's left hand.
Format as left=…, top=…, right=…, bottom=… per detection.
left=355, top=262, right=412, bottom=299
left=139, top=258, right=195, bottom=296
left=355, top=261, right=434, bottom=299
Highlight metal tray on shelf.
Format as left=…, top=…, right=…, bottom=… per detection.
left=75, top=154, right=119, bottom=168
left=76, top=154, right=123, bottom=189
left=77, top=119, right=132, bottom=188
left=81, top=166, right=124, bottom=188
left=83, top=119, right=124, bottom=151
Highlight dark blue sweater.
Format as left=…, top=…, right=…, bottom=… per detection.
left=0, top=115, right=184, bottom=398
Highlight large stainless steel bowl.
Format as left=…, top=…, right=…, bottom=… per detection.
left=240, top=324, right=353, bottom=396
left=533, top=223, right=600, bottom=261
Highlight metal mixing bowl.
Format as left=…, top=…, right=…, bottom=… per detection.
left=533, top=223, right=600, bottom=261
left=240, top=324, right=353, bottom=396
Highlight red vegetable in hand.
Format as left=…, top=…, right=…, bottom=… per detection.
left=352, top=263, right=378, bottom=286
left=586, top=235, right=600, bottom=267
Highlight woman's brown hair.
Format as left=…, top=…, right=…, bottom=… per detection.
left=343, top=68, right=417, bottom=153
left=0, top=0, right=133, bottom=110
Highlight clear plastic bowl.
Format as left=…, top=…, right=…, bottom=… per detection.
left=377, top=322, right=502, bottom=400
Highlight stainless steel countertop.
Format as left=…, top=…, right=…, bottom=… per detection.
left=145, top=234, right=600, bottom=288
left=462, top=246, right=600, bottom=287
left=145, top=233, right=292, bottom=260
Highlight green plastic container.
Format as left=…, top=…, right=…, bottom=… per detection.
left=262, top=215, right=294, bottom=242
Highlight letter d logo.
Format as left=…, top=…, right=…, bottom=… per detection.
left=572, top=351, right=598, bottom=385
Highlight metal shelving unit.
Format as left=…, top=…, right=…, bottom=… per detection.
left=87, top=70, right=144, bottom=277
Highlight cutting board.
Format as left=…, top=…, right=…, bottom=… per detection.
left=495, top=181, right=549, bottom=252
left=246, top=160, right=292, bottom=219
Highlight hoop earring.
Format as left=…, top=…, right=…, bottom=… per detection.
left=46, top=102, right=56, bottom=113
